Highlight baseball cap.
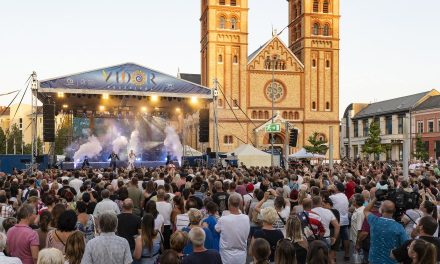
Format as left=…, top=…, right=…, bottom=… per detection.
left=246, top=183, right=254, bottom=192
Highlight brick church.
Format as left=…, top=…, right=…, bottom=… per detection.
left=182, top=0, right=340, bottom=159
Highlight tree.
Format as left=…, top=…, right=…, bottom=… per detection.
left=304, top=132, right=328, bottom=155
left=413, top=134, right=428, bottom=161
left=55, top=121, right=71, bottom=155
left=6, top=124, right=23, bottom=154
left=0, top=127, right=6, bottom=154
left=361, top=120, right=385, bottom=160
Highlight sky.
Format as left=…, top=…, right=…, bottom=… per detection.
left=0, top=0, right=440, bottom=117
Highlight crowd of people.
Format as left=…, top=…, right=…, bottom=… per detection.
left=0, top=157, right=440, bottom=264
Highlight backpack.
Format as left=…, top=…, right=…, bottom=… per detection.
left=297, top=211, right=325, bottom=242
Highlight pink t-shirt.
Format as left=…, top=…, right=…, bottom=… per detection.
left=7, top=224, right=39, bottom=264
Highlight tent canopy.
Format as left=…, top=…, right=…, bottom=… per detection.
left=289, top=148, right=326, bottom=159
left=183, top=145, right=203, bottom=157
left=227, top=144, right=271, bottom=167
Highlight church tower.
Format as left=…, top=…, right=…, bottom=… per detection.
left=200, top=0, right=249, bottom=149
left=288, top=0, right=340, bottom=157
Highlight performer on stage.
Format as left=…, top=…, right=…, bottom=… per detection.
left=165, top=152, right=172, bottom=165
left=108, top=151, right=120, bottom=171
left=127, top=150, right=136, bottom=170
left=82, top=156, right=90, bottom=169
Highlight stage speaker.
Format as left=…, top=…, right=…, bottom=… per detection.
left=199, top=109, right=209, bottom=143
left=289, top=129, right=298, bottom=147
left=43, top=100, right=55, bottom=142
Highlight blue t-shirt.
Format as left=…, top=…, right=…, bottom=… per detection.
left=182, top=226, right=214, bottom=254
left=368, top=214, right=408, bottom=264
left=202, top=215, right=220, bottom=251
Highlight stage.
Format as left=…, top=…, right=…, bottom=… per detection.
left=61, top=161, right=167, bottom=170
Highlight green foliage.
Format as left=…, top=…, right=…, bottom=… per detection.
left=6, top=124, right=23, bottom=154
left=0, top=127, right=6, bottom=154
left=413, top=134, right=428, bottom=161
left=361, top=120, right=385, bottom=159
left=304, top=132, right=328, bottom=155
left=55, top=120, right=71, bottom=155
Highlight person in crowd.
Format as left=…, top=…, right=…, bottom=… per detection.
left=202, top=201, right=220, bottom=251
left=49, top=204, right=66, bottom=229
left=175, top=197, right=198, bottom=231
left=251, top=207, right=284, bottom=262
left=285, top=215, right=307, bottom=264
left=250, top=238, right=271, bottom=264
left=0, top=194, right=15, bottom=218
left=75, top=201, right=96, bottom=243
left=364, top=197, right=408, bottom=264
left=116, top=198, right=141, bottom=252
left=170, top=231, right=189, bottom=260
left=182, top=227, right=222, bottom=264
left=0, top=232, right=22, bottom=264
left=46, top=210, right=77, bottom=253
left=307, top=240, right=329, bottom=264
left=133, top=213, right=163, bottom=264
left=36, top=211, right=52, bottom=250
left=37, top=248, right=64, bottom=264
left=92, top=189, right=120, bottom=218
left=215, top=193, right=250, bottom=264
left=350, top=193, right=365, bottom=250
left=392, top=215, right=440, bottom=264
left=127, top=177, right=143, bottom=217
left=2, top=217, right=17, bottom=233
left=407, top=239, right=438, bottom=264
left=212, top=181, right=229, bottom=215
left=155, top=189, right=173, bottom=249
left=158, top=249, right=180, bottom=264
left=182, top=208, right=214, bottom=254
left=411, top=200, right=439, bottom=238
left=171, top=195, right=185, bottom=231
left=329, top=182, right=350, bottom=261
left=64, top=231, right=85, bottom=264
left=7, top=204, right=39, bottom=264
left=311, top=195, right=340, bottom=249
left=81, top=213, right=132, bottom=264
left=274, top=239, right=296, bottom=264
left=144, top=200, right=164, bottom=232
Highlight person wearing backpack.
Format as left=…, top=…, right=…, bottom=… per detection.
left=298, top=198, right=325, bottom=242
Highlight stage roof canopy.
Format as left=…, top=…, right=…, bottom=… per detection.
left=38, top=63, right=212, bottom=99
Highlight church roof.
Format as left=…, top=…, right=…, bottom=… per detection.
left=248, top=40, right=270, bottom=62
left=179, top=73, right=201, bottom=85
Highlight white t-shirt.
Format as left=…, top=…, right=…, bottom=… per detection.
left=312, top=207, right=336, bottom=238
left=69, top=178, right=83, bottom=194
left=243, top=193, right=253, bottom=211
left=215, top=213, right=250, bottom=264
left=330, top=193, right=349, bottom=226
left=156, top=201, right=172, bottom=226
left=176, top=213, right=189, bottom=231
left=154, top=214, right=164, bottom=231
left=154, top=179, right=165, bottom=187
left=350, top=206, right=365, bottom=242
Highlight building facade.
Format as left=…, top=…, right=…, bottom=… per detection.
left=184, top=0, right=341, bottom=159
left=412, top=95, right=440, bottom=159
left=341, top=90, right=439, bottom=161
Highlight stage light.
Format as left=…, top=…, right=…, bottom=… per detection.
left=57, top=92, right=64, bottom=98
left=151, top=95, right=159, bottom=102
left=191, top=96, right=198, bottom=104
left=141, top=107, right=147, bottom=112
left=102, top=93, right=109, bottom=100
left=99, top=105, right=105, bottom=111
left=175, top=107, right=181, bottom=113
left=62, top=104, right=68, bottom=109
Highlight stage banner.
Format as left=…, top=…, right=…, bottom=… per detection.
left=39, top=63, right=211, bottom=96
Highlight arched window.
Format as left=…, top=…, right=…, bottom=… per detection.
left=230, top=0, right=237, bottom=6
left=233, top=99, right=238, bottom=107
left=312, top=59, right=317, bottom=68
left=282, top=111, right=287, bottom=119
left=313, top=0, right=319, bottom=12
left=233, top=55, right=238, bottom=63
left=224, top=135, right=233, bottom=144
left=219, top=0, right=225, bottom=5
left=218, top=54, right=223, bottom=63
left=294, top=111, right=300, bottom=119
left=313, top=23, right=320, bottom=35
left=323, top=0, right=329, bottom=13
left=229, top=136, right=234, bottom=144
left=252, top=111, right=257, bottom=119
left=218, top=98, right=223, bottom=107
left=231, top=17, right=237, bottom=30
left=264, top=56, right=271, bottom=69
left=258, top=111, right=263, bottom=119
left=326, top=102, right=330, bottom=110
left=312, top=101, right=317, bottom=110
left=288, top=111, right=294, bottom=120
left=323, top=24, right=330, bottom=36
left=326, top=60, right=330, bottom=68
left=219, top=17, right=226, bottom=29
left=264, top=111, right=269, bottom=119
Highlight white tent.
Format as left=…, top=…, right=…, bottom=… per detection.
left=227, top=144, right=272, bottom=167
left=289, top=148, right=326, bottom=159
left=183, top=145, right=203, bottom=157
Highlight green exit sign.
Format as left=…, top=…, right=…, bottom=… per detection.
left=265, top=123, right=281, bottom=133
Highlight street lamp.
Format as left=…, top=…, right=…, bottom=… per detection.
left=270, top=55, right=280, bottom=167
